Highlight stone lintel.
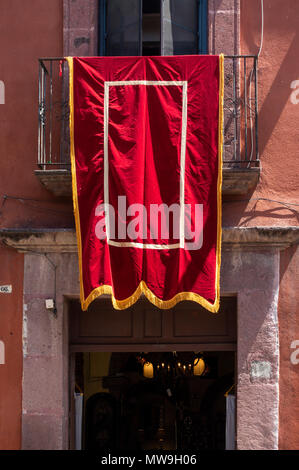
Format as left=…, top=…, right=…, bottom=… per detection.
left=1, top=226, right=298, bottom=253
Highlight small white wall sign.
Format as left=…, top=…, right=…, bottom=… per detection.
left=0, top=341, right=5, bottom=365
left=0, top=80, right=4, bottom=104
left=290, top=340, right=299, bottom=365
left=290, top=80, right=299, bottom=104
left=0, top=285, right=12, bottom=293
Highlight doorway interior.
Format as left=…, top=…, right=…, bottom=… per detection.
left=73, top=350, right=235, bottom=451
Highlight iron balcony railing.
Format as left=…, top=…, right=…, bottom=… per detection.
left=38, top=56, right=259, bottom=170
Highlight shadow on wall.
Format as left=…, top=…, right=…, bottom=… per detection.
left=222, top=190, right=299, bottom=227
left=258, top=32, right=299, bottom=156
left=241, top=0, right=299, bottom=155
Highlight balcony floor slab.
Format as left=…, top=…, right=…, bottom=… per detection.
left=35, top=166, right=260, bottom=197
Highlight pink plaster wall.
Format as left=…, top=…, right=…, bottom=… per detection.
left=278, top=246, right=299, bottom=449
left=0, top=0, right=72, bottom=230
left=0, top=246, right=23, bottom=450
left=22, top=252, right=77, bottom=450
left=226, top=0, right=299, bottom=229
left=208, top=0, right=240, bottom=55
left=0, top=0, right=296, bottom=451
left=0, top=0, right=64, bottom=450
left=240, top=0, right=299, bottom=450
left=21, top=246, right=280, bottom=449
left=221, top=248, right=280, bottom=449
left=63, top=0, right=98, bottom=56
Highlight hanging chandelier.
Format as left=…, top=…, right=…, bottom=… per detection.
left=137, top=352, right=208, bottom=380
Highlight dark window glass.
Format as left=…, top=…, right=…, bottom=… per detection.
left=99, top=0, right=207, bottom=56
left=161, top=0, right=198, bottom=55
left=106, top=0, right=142, bottom=56
left=143, top=0, right=160, bottom=14
left=142, top=0, right=161, bottom=55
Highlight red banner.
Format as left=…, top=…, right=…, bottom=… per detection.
left=67, top=55, right=224, bottom=312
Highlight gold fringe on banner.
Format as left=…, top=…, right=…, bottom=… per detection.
left=67, top=54, right=224, bottom=313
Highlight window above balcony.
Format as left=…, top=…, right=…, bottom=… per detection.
left=99, top=0, right=208, bottom=56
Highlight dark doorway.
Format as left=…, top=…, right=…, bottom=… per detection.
left=74, top=350, right=235, bottom=451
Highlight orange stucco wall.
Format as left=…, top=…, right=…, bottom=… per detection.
left=0, top=0, right=298, bottom=450
left=228, top=0, right=299, bottom=229
left=0, top=246, right=23, bottom=449
left=0, top=0, right=64, bottom=449
left=241, top=0, right=299, bottom=449
left=0, top=0, right=72, bottom=230
left=278, top=246, right=299, bottom=449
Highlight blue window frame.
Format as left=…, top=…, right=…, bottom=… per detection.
left=98, top=0, right=208, bottom=56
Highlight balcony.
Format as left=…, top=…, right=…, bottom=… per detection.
left=35, top=56, right=260, bottom=197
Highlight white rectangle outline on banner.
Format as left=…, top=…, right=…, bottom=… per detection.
left=104, top=80, right=188, bottom=250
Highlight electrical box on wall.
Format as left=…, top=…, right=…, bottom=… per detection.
left=45, top=299, right=54, bottom=310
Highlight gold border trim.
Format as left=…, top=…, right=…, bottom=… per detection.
left=67, top=55, right=224, bottom=313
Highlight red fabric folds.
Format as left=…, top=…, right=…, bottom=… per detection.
left=69, top=55, right=223, bottom=312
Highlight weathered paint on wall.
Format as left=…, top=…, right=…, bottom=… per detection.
left=0, top=246, right=23, bottom=450
left=227, top=0, right=299, bottom=228
left=0, top=0, right=64, bottom=449
left=20, top=246, right=280, bottom=450
left=0, top=0, right=298, bottom=450
left=0, top=0, right=71, bottom=230
left=63, top=0, right=98, bottom=57
left=240, top=0, right=299, bottom=449
left=278, top=245, right=299, bottom=449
